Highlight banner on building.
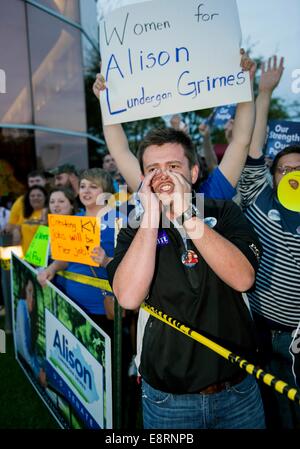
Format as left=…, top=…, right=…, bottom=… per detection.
left=265, top=120, right=300, bottom=159
left=99, top=0, right=251, bottom=124
left=11, top=254, right=112, bottom=429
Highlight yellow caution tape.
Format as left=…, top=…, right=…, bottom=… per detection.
left=57, top=270, right=112, bottom=293
left=141, top=303, right=300, bottom=405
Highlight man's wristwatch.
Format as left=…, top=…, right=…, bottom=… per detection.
left=176, top=204, right=202, bottom=226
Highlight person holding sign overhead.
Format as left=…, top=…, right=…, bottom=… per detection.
left=239, top=55, right=300, bottom=429
left=37, top=168, right=121, bottom=336
left=93, top=49, right=256, bottom=201
left=93, top=49, right=257, bottom=367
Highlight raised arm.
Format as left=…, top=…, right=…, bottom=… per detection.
left=218, top=50, right=257, bottom=187
left=249, top=55, right=284, bottom=159
left=93, top=74, right=142, bottom=192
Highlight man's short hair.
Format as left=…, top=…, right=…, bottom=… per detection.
left=270, top=145, right=300, bottom=175
left=137, top=127, right=198, bottom=173
left=27, top=170, right=46, bottom=180
left=51, top=164, right=78, bottom=176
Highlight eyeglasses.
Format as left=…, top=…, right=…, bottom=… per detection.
left=276, top=166, right=300, bottom=176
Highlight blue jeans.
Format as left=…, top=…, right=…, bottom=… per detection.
left=142, top=375, right=265, bottom=429
left=258, top=329, right=300, bottom=429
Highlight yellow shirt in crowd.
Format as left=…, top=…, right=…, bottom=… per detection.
left=8, top=195, right=24, bottom=225
left=8, top=195, right=44, bottom=254
left=21, top=210, right=44, bottom=254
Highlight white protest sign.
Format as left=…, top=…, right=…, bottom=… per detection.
left=99, top=0, right=251, bottom=125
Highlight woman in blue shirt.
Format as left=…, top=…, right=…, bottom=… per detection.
left=38, top=168, right=120, bottom=336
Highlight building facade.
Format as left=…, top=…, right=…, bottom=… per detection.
left=0, top=0, right=103, bottom=196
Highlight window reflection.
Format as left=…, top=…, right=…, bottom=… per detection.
left=0, top=0, right=32, bottom=124
left=35, top=0, right=80, bottom=22
left=28, top=5, right=87, bottom=132
left=82, top=36, right=101, bottom=138
left=0, top=128, right=35, bottom=194
left=35, top=131, right=88, bottom=171
left=0, top=0, right=98, bottom=201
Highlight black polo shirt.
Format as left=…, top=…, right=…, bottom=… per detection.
left=107, top=199, right=262, bottom=394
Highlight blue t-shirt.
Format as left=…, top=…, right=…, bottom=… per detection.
left=55, top=209, right=125, bottom=315
left=199, top=167, right=235, bottom=199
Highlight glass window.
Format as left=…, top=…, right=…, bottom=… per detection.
left=35, top=131, right=88, bottom=171
left=88, top=138, right=105, bottom=169
left=27, top=4, right=87, bottom=133
left=80, top=0, right=99, bottom=45
left=0, top=0, right=32, bottom=124
left=35, top=0, right=80, bottom=22
left=0, top=128, right=35, bottom=196
left=82, top=36, right=102, bottom=139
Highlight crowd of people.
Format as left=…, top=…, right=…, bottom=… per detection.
left=1, top=49, right=300, bottom=430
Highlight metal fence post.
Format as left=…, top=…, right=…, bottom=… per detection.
left=113, top=298, right=123, bottom=428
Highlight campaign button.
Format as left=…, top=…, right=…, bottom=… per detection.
left=204, top=217, right=217, bottom=228
left=181, top=250, right=198, bottom=268
left=268, top=209, right=281, bottom=222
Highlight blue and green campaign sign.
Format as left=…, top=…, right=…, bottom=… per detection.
left=11, top=254, right=112, bottom=429
left=265, top=120, right=300, bottom=159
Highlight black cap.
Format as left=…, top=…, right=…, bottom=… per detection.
left=50, top=163, right=78, bottom=176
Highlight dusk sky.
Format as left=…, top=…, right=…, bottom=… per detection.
left=237, top=0, right=300, bottom=111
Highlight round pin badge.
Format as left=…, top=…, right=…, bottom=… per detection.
left=101, top=223, right=107, bottom=231
left=204, top=217, right=217, bottom=228
left=268, top=209, right=281, bottom=222
left=296, top=226, right=300, bottom=235
left=181, top=250, right=199, bottom=268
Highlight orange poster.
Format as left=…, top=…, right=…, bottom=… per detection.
left=48, top=214, right=100, bottom=266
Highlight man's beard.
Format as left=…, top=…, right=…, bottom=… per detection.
left=57, top=179, right=72, bottom=189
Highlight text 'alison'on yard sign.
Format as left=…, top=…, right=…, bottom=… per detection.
left=99, top=0, right=251, bottom=125
left=48, top=215, right=100, bottom=266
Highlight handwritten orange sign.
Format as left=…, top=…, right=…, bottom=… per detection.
left=48, top=214, right=100, bottom=266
